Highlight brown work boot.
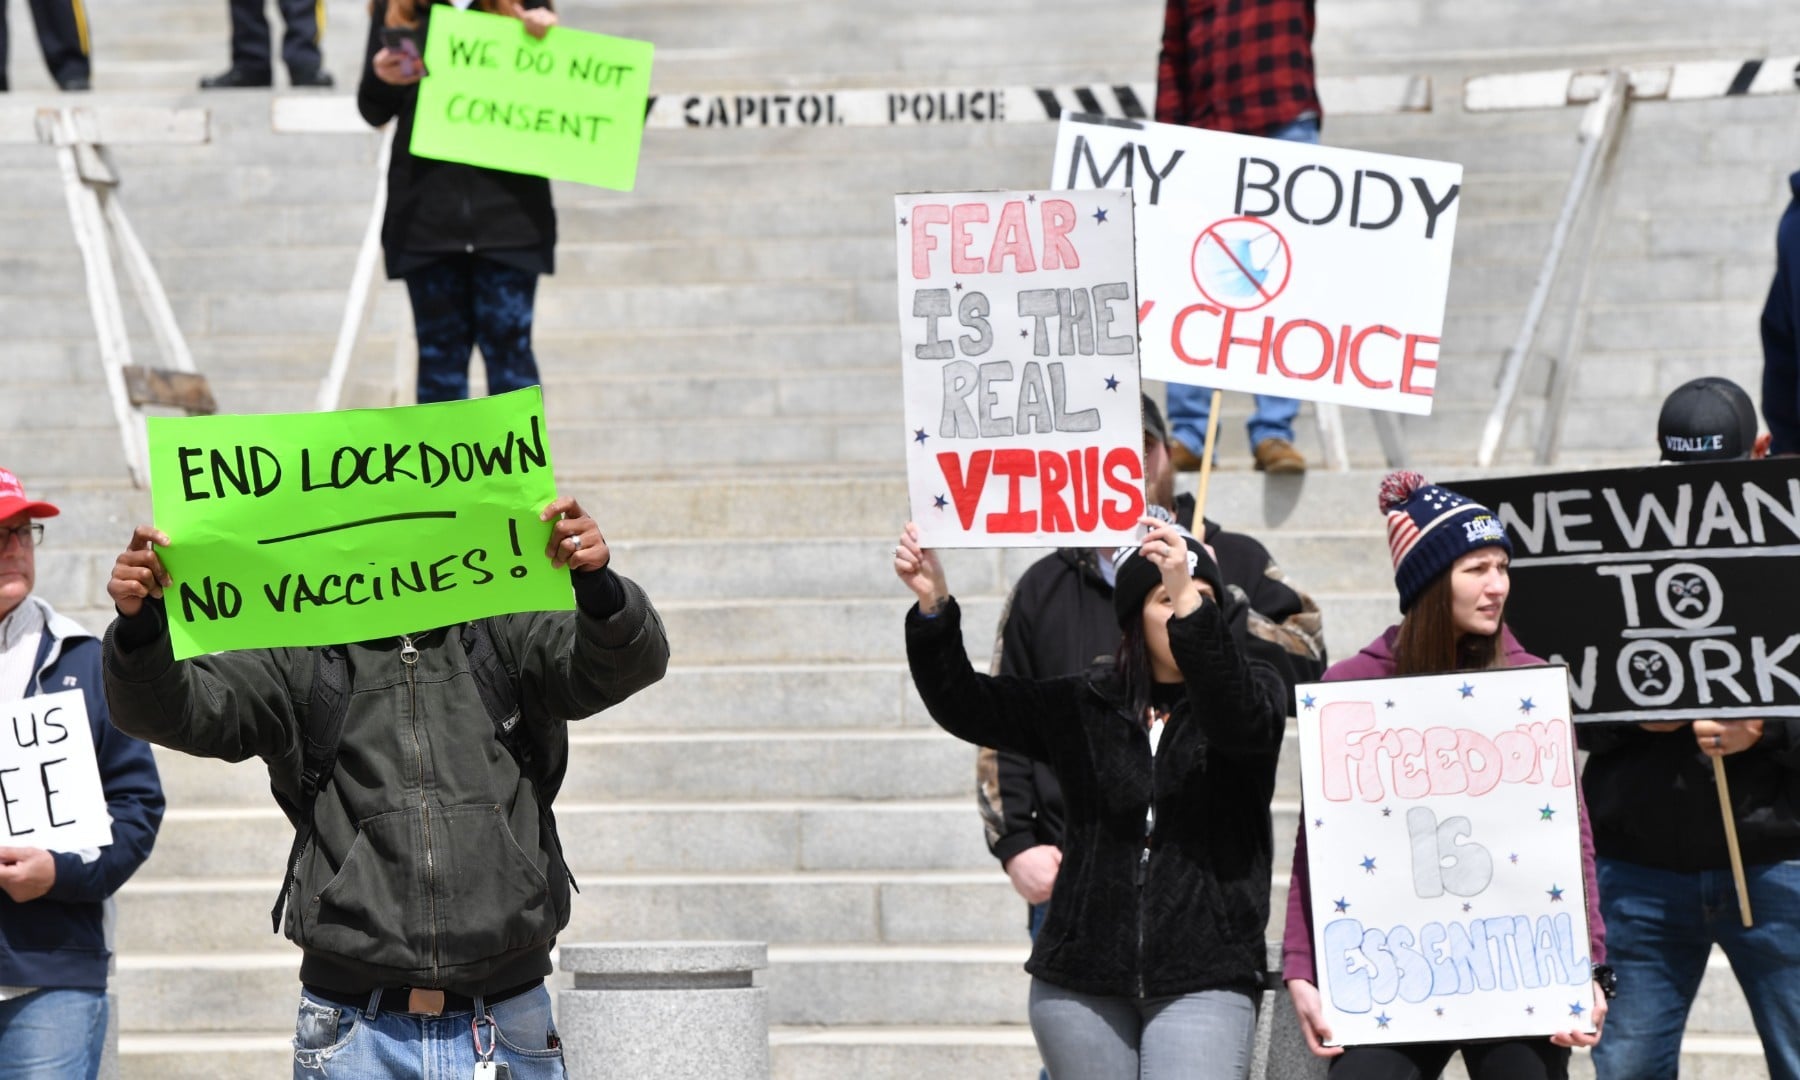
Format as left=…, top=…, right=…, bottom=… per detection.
left=1170, top=440, right=1208, bottom=472
left=1254, top=437, right=1306, bottom=474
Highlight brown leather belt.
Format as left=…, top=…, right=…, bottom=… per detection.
left=303, top=977, right=542, bottom=1016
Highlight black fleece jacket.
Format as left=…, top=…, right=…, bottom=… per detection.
left=909, top=594, right=1287, bottom=998
left=357, top=0, right=557, bottom=279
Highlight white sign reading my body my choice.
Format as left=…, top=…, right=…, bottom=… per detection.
left=1052, top=115, right=1462, bottom=415
left=1296, top=665, right=1595, bottom=1046
left=0, top=690, right=111, bottom=852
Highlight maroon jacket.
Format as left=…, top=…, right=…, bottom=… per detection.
left=1281, top=626, right=1606, bottom=984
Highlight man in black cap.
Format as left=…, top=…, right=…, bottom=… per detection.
left=975, top=396, right=1325, bottom=1080
left=1584, top=376, right=1800, bottom=1080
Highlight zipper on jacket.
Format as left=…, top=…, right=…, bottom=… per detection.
left=399, top=634, right=438, bottom=982
left=1135, top=715, right=1155, bottom=1000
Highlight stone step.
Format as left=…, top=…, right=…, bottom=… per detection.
left=115, top=870, right=1031, bottom=954
left=136, top=795, right=1306, bottom=882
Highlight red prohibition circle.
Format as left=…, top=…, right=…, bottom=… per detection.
left=1189, top=215, right=1293, bottom=312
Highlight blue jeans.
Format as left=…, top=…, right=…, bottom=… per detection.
left=402, top=254, right=543, bottom=405
left=1029, top=903, right=1050, bottom=1080
left=1590, top=856, right=1800, bottom=1080
left=1028, top=979, right=1257, bottom=1080
left=0, top=988, right=107, bottom=1080
left=1165, top=115, right=1319, bottom=457
left=292, top=983, right=568, bottom=1079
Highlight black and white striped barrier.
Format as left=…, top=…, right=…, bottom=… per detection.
left=646, top=75, right=1429, bottom=128
left=1465, top=56, right=1800, bottom=111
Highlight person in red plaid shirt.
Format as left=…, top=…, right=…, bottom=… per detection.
left=1155, top=0, right=1321, bottom=477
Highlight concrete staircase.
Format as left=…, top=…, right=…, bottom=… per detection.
left=7, top=0, right=1800, bottom=1076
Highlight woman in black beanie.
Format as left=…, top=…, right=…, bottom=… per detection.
left=895, top=512, right=1287, bottom=1079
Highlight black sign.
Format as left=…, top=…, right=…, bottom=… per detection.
left=1450, top=458, right=1800, bottom=722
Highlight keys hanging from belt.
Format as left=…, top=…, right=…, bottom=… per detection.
left=471, top=1013, right=510, bottom=1079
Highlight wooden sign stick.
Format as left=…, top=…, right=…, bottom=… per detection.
left=1192, top=390, right=1225, bottom=523
left=1712, top=756, right=1754, bottom=927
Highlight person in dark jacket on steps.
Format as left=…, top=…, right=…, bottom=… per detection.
left=1584, top=377, right=1800, bottom=1080
left=358, top=0, right=558, bottom=405
left=981, top=396, right=1327, bottom=948
left=898, top=512, right=1287, bottom=1079
left=101, top=495, right=667, bottom=1080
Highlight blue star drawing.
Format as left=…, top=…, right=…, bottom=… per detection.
left=1314, top=818, right=1324, bottom=828
left=953, top=281, right=963, bottom=291
left=913, top=428, right=929, bottom=445
left=1548, top=884, right=1565, bottom=902
left=1384, top=699, right=1395, bottom=709
left=1360, top=855, right=1378, bottom=874
left=1104, top=375, right=1119, bottom=391
left=1510, top=853, right=1520, bottom=864
left=1461, top=902, right=1472, bottom=913
left=933, top=494, right=948, bottom=511
left=1569, top=1002, right=1586, bottom=1018
left=1539, top=805, right=1556, bottom=821
left=1525, top=1005, right=1536, bottom=1016
left=1519, top=697, right=1536, bottom=715
left=1381, top=807, right=1392, bottom=818
left=1027, top=194, right=1036, bottom=203
left=1334, top=897, right=1350, bottom=913
left=1093, top=207, right=1109, bottom=224
left=1300, top=693, right=1317, bottom=711
left=1458, top=682, right=1475, bottom=699
left=1434, top=1007, right=1445, bottom=1017
left=1375, top=1013, right=1391, bottom=1030
left=1019, top=329, right=1029, bottom=338
left=899, top=217, right=908, bottom=227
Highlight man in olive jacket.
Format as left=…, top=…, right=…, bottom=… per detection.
left=101, top=496, right=667, bottom=1079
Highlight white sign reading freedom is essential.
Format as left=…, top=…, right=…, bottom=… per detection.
left=1296, top=666, right=1596, bottom=1045
left=1052, top=115, right=1462, bottom=415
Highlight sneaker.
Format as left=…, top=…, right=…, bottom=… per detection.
left=1253, top=437, right=1307, bottom=474
left=289, top=67, right=335, bottom=88
left=199, top=67, right=273, bottom=89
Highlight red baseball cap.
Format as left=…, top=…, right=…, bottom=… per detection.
left=0, top=468, right=60, bottom=521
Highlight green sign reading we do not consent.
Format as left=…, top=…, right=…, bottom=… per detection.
left=410, top=6, right=653, bottom=191
left=147, top=387, right=573, bottom=660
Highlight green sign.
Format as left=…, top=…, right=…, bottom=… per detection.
left=147, top=388, right=572, bottom=660
left=410, top=6, right=653, bottom=191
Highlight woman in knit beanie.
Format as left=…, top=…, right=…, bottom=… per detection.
left=895, top=510, right=1285, bottom=1079
left=1280, top=471, right=1609, bottom=1079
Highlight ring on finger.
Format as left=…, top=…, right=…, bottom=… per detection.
left=567, top=535, right=581, bottom=550
left=1714, top=734, right=1723, bottom=749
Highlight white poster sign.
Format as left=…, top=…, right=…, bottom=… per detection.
left=895, top=188, right=1146, bottom=547
left=1051, top=115, right=1462, bottom=415
left=0, top=691, right=112, bottom=852
left=1296, top=666, right=1595, bottom=1044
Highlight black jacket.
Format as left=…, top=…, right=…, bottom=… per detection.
left=979, top=505, right=1326, bottom=870
left=910, top=595, right=1287, bottom=998
left=357, top=0, right=557, bottom=279
left=1581, top=720, right=1800, bottom=872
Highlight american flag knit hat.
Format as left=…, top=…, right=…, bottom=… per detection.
left=1381, top=470, right=1511, bottom=613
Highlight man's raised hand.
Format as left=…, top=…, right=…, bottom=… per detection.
left=108, top=525, right=172, bottom=617
left=541, top=497, right=609, bottom=572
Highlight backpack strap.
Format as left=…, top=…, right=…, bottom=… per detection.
left=462, top=618, right=578, bottom=894
left=270, top=644, right=351, bottom=933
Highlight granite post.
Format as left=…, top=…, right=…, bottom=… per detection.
left=558, top=942, right=769, bottom=1080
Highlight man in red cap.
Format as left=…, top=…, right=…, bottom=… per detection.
left=0, top=469, right=163, bottom=1080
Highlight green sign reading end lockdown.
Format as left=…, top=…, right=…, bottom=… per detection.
left=410, top=6, right=653, bottom=191
left=147, top=387, right=572, bottom=660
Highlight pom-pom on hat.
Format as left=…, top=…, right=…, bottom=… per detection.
left=1381, top=470, right=1511, bottom=613
left=1111, top=505, right=1226, bottom=628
